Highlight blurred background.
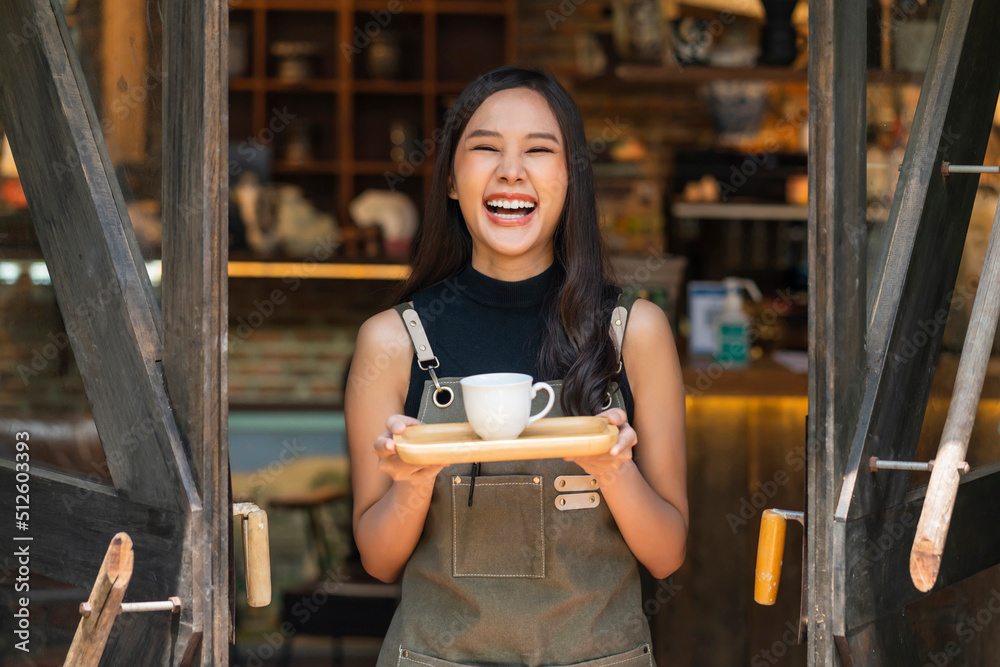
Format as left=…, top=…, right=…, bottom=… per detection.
left=4, top=0, right=1000, bottom=665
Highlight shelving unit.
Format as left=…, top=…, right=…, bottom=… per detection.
left=228, top=0, right=516, bottom=245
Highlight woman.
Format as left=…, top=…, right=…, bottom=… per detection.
left=345, top=66, right=687, bottom=667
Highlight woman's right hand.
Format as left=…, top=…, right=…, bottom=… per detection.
left=374, top=414, right=444, bottom=486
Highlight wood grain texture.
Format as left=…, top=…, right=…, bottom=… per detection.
left=910, top=193, right=1000, bottom=592
left=0, top=465, right=185, bottom=602
left=243, top=509, right=272, bottom=607
left=162, top=0, right=231, bottom=660
left=0, top=0, right=197, bottom=511
left=65, top=533, right=135, bottom=667
left=807, top=0, right=868, bottom=660
left=837, top=0, right=1000, bottom=524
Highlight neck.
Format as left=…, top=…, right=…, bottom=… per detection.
left=470, top=248, right=554, bottom=282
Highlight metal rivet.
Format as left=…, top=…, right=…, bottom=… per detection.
left=589, top=495, right=596, bottom=503
left=615, top=319, right=622, bottom=326
left=402, top=650, right=409, bottom=658
left=419, top=344, right=426, bottom=351
left=643, top=647, right=649, bottom=654
left=558, top=479, right=566, bottom=488
left=533, top=476, right=540, bottom=484
left=590, top=478, right=597, bottom=486
left=559, top=497, right=566, bottom=506
left=453, top=476, right=461, bottom=484
left=408, top=321, right=416, bottom=327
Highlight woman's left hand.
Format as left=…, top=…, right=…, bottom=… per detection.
left=563, top=408, right=638, bottom=484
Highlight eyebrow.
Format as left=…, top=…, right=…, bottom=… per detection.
left=465, top=129, right=561, bottom=143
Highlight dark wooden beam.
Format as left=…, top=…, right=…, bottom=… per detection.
left=162, top=0, right=230, bottom=660
left=837, top=0, right=1000, bottom=524
left=0, top=465, right=185, bottom=604
left=842, top=464, right=1000, bottom=632
left=0, top=0, right=198, bottom=512
left=835, top=609, right=921, bottom=667
left=807, top=0, right=868, bottom=661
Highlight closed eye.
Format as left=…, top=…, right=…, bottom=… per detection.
left=472, top=145, right=499, bottom=152
left=527, top=147, right=555, bottom=153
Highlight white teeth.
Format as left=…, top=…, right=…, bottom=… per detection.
left=486, top=198, right=536, bottom=210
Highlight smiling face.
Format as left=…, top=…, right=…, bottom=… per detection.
left=449, top=87, right=568, bottom=278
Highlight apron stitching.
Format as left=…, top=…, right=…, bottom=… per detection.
left=592, top=646, right=651, bottom=667
left=451, top=480, right=545, bottom=578
left=538, top=475, right=546, bottom=577
left=400, top=656, right=440, bottom=667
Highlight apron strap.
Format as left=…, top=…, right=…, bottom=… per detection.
left=392, top=303, right=455, bottom=408
left=610, top=291, right=640, bottom=372
left=392, top=303, right=437, bottom=367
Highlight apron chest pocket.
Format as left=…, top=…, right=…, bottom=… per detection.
left=450, top=473, right=545, bottom=578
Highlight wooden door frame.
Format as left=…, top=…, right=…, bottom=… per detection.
left=0, top=0, right=229, bottom=663
left=809, top=1, right=1000, bottom=664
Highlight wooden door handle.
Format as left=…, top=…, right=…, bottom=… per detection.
left=754, top=509, right=803, bottom=606
left=234, top=503, right=272, bottom=607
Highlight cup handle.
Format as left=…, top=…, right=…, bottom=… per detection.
left=527, top=382, right=556, bottom=425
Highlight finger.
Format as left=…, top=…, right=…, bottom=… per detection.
left=597, top=407, right=628, bottom=425
left=374, top=434, right=397, bottom=457
left=610, top=427, right=637, bottom=456
left=387, top=414, right=421, bottom=434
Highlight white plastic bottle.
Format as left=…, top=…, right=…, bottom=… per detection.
left=714, top=277, right=762, bottom=368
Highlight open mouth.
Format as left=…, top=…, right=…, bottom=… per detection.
left=484, top=198, right=537, bottom=221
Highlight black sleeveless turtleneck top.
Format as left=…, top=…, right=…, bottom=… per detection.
left=402, top=262, right=635, bottom=422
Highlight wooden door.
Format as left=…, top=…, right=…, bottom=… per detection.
left=809, top=1, right=1000, bottom=664
left=0, top=0, right=229, bottom=663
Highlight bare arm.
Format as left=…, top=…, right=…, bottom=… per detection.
left=345, top=309, right=444, bottom=582
left=565, top=299, right=688, bottom=578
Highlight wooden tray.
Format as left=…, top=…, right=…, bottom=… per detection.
left=394, top=416, right=618, bottom=465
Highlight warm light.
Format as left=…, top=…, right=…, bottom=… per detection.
left=227, top=261, right=410, bottom=281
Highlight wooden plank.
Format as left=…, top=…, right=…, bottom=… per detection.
left=836, top=0, right=1000, bottom=525
left=0, top=0, right=197, bottom=511
left=65, top=533, right=135, bottom=667
left=911, top=191, right=1000, bottom=591
left=806, top=0, right=868, bottom=661
left=843, top=464, right=1000, bottom=632
left=162, top=0, right=230, bottom=661
left=0, top=465, right=185, bottom=602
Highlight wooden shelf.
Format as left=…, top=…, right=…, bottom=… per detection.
left=572, top=64, right=925, bottom=89
left=610, top=64, right=808, bottom=85
left=228, top=260, right=409, bottom=281
left=672, top=202, right=808, bottom=221
left=273, top=160, right=341, bottom=174
left=353, top=160, right=431, bottom=175
left=229, top=0, right=514, bottom=235
left=353, top=80, right=427, bottom=94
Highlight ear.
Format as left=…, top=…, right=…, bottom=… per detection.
left=447, top=173, right=458, bottom=200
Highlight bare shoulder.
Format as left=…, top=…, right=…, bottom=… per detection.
left=348, top=308, right=414, bottom=398
left=356, top=308, right=413, bottom=352
left=622, top=298, right=682, bottom=394
left=623, top=298, right=675, bottom=347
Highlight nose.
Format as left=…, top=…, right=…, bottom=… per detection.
left=496, top=151, right=526, bottom=183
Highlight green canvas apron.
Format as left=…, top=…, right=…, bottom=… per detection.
left=375, top=294, right=654, bottom=667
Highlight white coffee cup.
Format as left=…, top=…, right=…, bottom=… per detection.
left=460, top=372, right=556, bottom=440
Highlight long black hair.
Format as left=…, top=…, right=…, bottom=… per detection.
left=394, top=66, right=619, bottom=416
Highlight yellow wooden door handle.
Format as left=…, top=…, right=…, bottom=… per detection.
left=234, top=503, right=272, bottom=607
left=754, top=509, right=803, bottom=606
